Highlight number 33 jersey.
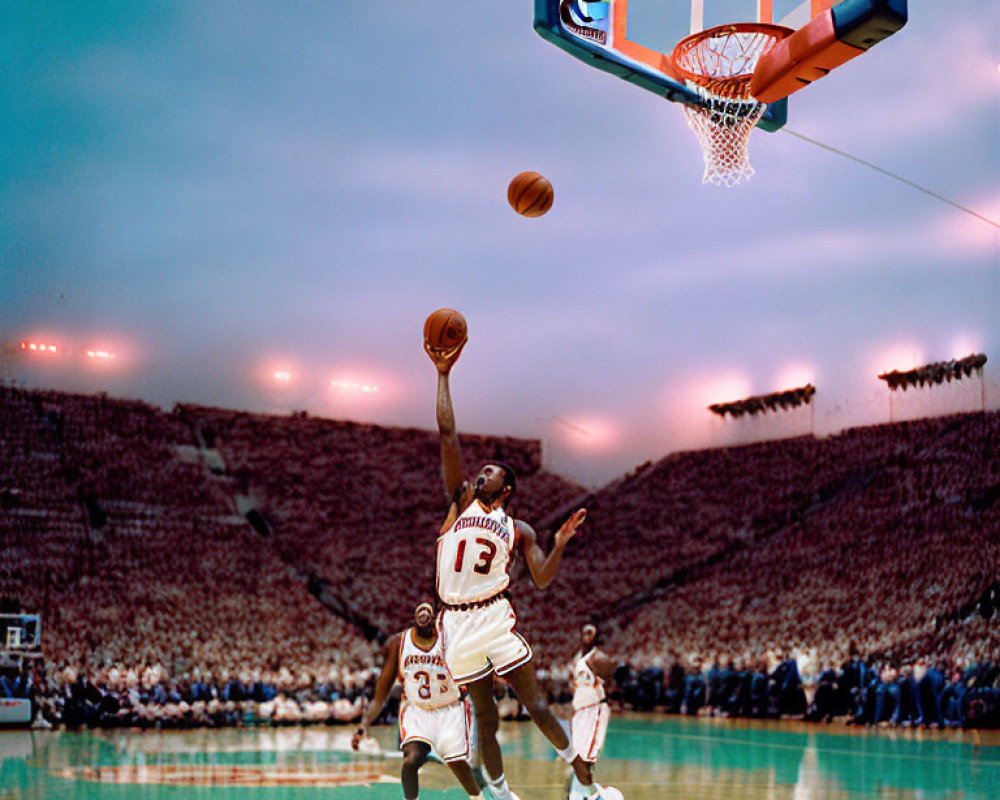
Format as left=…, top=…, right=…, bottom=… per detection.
left=399, top=628, right=460, bottom=710
left=436, top=500, right=517, bottom=606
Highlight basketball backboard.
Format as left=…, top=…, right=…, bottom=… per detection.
left=534, top=0, right=907, bottom=127
left=622, top=1, right=831, bottom=49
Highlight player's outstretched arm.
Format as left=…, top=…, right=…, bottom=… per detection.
left=517, top=509, right=587, bottom=589
left=425, top=341, right=467, bottom=503
left=589, top=649, right=617, bottom=681
left=351, top=633, right=401, bottom=750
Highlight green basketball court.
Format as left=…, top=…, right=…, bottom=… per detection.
left=1, top=716, right=997, bottom=799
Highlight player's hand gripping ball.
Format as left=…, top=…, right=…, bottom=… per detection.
left=507, top=171, right=554, bottom=218
left=424, top=308, right=468, bottom=352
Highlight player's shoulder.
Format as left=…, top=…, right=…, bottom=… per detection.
left=513, top=518, right=536, bottom=545
left=385, top=631, right=404, bottom=652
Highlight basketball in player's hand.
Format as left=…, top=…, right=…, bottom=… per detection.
left=507, top=171, right=554, bottom=218
left=424, top=308, right=468, bottom=352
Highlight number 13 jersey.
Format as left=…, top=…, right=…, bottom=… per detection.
left=436, top=500, right=517, bottom=605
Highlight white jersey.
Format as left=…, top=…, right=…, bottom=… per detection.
left=436, top=500, right=517, bottom=605
left=572, top=648, right=606, bottom=711
left=398, top=628, right=460, bottom=711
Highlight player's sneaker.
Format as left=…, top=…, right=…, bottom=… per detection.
left=563, top=767, right=576, bottom=800
left=488, top=790, right=522, bottom=800
left=484, top=784, right=522, bottom=800
left=567, top=775, right=591, bottom=800
left=570, top=782, right=624, bottom=800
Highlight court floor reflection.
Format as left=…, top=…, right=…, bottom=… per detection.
left=1, top=715, right=996, bottom=799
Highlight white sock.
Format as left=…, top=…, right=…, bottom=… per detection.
left=488, top=774, right=511, bottom=799
left=556, top=718, right=576, bottom=763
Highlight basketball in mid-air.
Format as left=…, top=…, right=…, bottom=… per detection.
left=507, top=171, right=554, bottom=218
left=423, top=308, right=467, bottom=351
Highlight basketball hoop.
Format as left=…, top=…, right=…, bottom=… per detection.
left=670, top=24, right=792, bottom=187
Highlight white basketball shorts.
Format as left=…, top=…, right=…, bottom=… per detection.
left=399, top=697, right=473, bottom=763
left=438, top=597, right=533, bottom=684
left=572, top=702, right=610, bottom=763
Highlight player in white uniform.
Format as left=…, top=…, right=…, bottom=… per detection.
left=427, top=341, right=605, bottom=800
left=568, top=624, right=619, bottom=800
left=352, top=602, right=485, bottom=800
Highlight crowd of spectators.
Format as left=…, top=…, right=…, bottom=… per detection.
left=1, top=384, right=997, bottom=730
left=610, top=415, right=998, bottom=668
left=585, top=644, right=1000, bottom=728
left=23, top=660, right=376, bottom=730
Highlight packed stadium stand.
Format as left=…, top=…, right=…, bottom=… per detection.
left=1, top=383, right=997, bottom=728
left=558, top=414, right=1000, bottom=662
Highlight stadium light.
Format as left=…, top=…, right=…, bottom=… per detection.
left=871, top=342, right=925, bottom=377
left=708, top=384, right=816, bottom=419
left=687, top=373, right=754, bottom=413
left=20, top=340, right=59, bottom=355
left=330, top=379, right=379, bottom=394
left=878, top=353, right=988, bottom=421
left=86, top=350, right=116, bottom=360
left=775, top=362, right=817, bottom=392
left=258, top=357, right=299, bottom=390
left=878, top=353, right=987, bottom=392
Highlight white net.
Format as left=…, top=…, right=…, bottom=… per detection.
left=681, top=86, right=767, bottom=187
left=670, top=24, right=791, bottom=187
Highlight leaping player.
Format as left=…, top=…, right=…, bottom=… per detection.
left=352, top=601, right=486, bottom=800
left=568, top=623, right=617, bottom=800
left=426, top=340, right=607, bottom=800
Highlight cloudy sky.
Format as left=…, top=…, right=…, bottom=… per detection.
left=2, top=1, right=998, bottom=486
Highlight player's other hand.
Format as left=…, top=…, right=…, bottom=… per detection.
left=350, top=726, right=367, bottom=751
left=425, top=339, right=466, bottom=375
left=555, top=508, right=587, bottom=546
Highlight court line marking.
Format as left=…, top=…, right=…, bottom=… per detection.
left=508, top=785, right=709, bottom=794
left=615, top=726, right=1000, bottom=766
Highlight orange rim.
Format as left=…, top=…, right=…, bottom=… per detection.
left=670, top=23, right=793, bottom=99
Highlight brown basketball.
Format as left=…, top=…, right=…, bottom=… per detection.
left=507, top=171, right=554, bottom=218
left=423, top=308, right=468, bottom=351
